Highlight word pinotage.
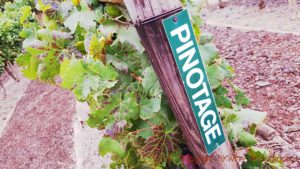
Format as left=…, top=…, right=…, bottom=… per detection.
left=163, top=10, right=226, bottom=155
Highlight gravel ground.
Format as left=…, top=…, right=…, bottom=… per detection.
left=0, top=76, right=29, bottom=136
left=222, top=0, right=300, bottom=7
left=0, top=81, right=76, bottom=169
left=203, top=25, right=300, bottom=168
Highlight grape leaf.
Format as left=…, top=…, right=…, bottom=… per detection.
left=73, top=75, right=95, bottom=100
left=19, top=54, right=39, bottom=80
left=206, top=65, right=226, bottom=89
left=107, top=54, right=129, bottom=73
left=124, top=148, right=140, bottom=168
left=199, top=43, right=219, bottom=65
left=140, top=97, right=161, bottom=120
left=20, top=6, right=31, bottom=24
left=242, top=146, right=269, bottom=169
left=199, top=32, right=214, bottom=45
left=60, top=58, right=85, bottom=89
left=104, top=4, right=122, bottom=18
left=140, top=126, right=182, bottom=166
left=142, top=67, right=162, bottom=97
left=99, top=137, right=126, bottom=157
left=88, top=61, right=118, bottom=81
left=64, top=8, right=96, bottom=33
left=87, top=94, right=122, bottom=128
left=36, top=0, right=52, bottom=12
left=235, top=89, right=250, bottom=106
left=213, top=86, right=232, bottom=108
left=16, top=53, right=31, bottom=67
left=237, top=131, right=257, bottom=147
left=133, top=119, right=153, bottom=139
left=89, top=35, right=106, bottom=63
left=39, top=50, right=60, bottom=81
left=119, top=92, right=139, bottom=121
left=99, top=24, right=144, bottom=52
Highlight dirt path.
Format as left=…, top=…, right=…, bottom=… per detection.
left=203, top=1, right=300, bottom=35
left=0, top=81, right=76, bottom=169
left=0, top=77, right=29, bottom=136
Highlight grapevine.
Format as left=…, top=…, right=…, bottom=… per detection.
left=0, top=0, right=33, bottom=75
left=12, top=0, right=283, bottom=168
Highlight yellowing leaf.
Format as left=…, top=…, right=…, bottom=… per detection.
left=71, top=0, right=80, bottom=6
left=36, top=0, right=51, bottom=12
left=89, top=35, right=106, bottom=63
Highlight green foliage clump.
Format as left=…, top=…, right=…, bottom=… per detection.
left=242, top=146, right=283, bottom=169
left=0, top=0, right=33, bottom=75
left=16, top=0, right=282, bottom=168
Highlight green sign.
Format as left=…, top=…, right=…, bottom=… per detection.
left=162, top=10, right=225, bottom=155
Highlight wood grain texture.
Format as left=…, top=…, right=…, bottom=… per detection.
left=124, top=0, right=181, bottom=22
left=124, top=0, right=240, bottom=168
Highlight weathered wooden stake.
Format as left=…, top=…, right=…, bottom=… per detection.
left=124, top=0, right=239, bottom=168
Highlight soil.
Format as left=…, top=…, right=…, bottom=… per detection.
left=202, top=26, right=300, bottom=131
left=0, top=81, right=76, bottom=169
left=202, top=1, right=300, bottom=168
left=0, top=76, right=29, bottom=136
left=203, top=0, right=300, bottom=35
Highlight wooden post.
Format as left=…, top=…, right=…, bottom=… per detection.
left=124, top=0, right=239, bottom=168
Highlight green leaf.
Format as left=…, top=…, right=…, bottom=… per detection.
left=88, top=61, right=118, bottom=81
left=86, top=94, right=121, bottom=128
left=200, top=32, right=214, bottom=45
left=27, top=47, right=45, bottom=56
left=64, top=8, right=96, bottom=33
left=20, top=6, right=31, bottom=24
left=16, top=53, right=31, bottom=66
left=37, top=0, right=51, bottom=12
left=235, top=89, right=250, bottom=106
left=39, top=50, right=60, bottom=81
left=37, top=29, right=53, bottom=43
left=60, top=59, right=85, bottom=89
left=199, top=43, right=219, bottom=64
left=119, top=92, right=139, bottom=121
left=142, top=67, right=162, bottom=97
left=73, top=75, right=94, bottom=100
left=206, top=65, right=226, bottom=89
left=107, top=54, right=129, bottom=72
left=220, top=108, right=266, bottom=144
left=124, top=148, right=139, bottom=168
left=249, top=124, right=257, bottom=135
left=89, top=35, right=106, bottom=62
left=140, top=97, right=161, bottom=120
left=213, top=86, right=232, bottom=108
left=21, top=55, right=39, bottom=80
left=99, top=24, right=144, bottom=52
left=133, top=119, right=153, bottom=139
left=222, top=111, right=239, bottom=126
left=86, top=110, right=108, bottom=128
left=104, top=4, right=122, bottom=18
left=242, top=146, right=269, bottom=169
left=169, top=151, right=182, bottom=166
left=99, top=137, right=126, bottom=157
left=267, top=161, right=284, bottom=169
left=237, top=131, right=257, bottom=147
